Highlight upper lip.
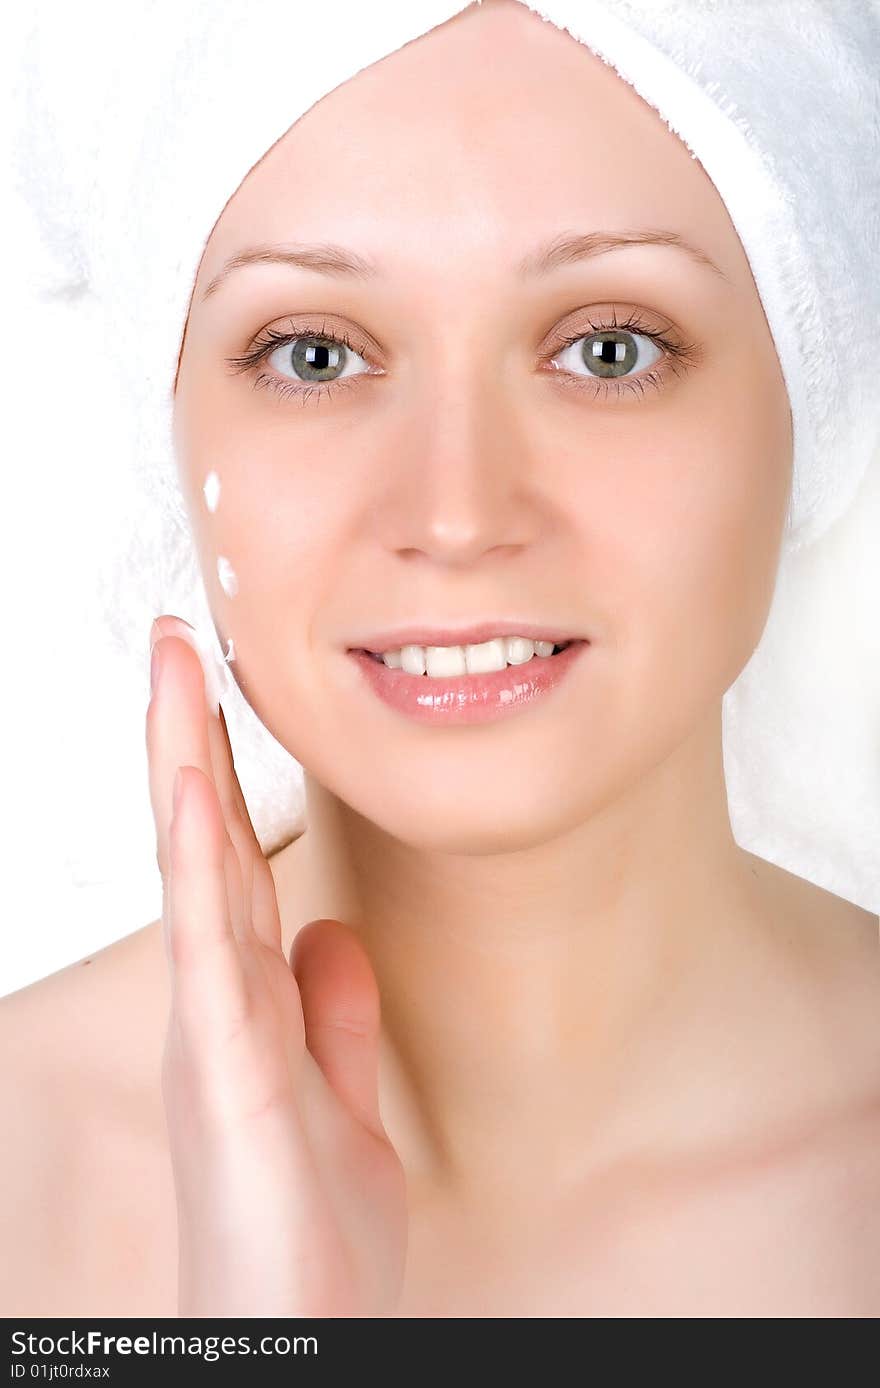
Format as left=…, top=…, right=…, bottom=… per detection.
left=348, top=620, right=588, bottom=653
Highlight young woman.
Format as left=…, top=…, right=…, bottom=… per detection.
left=3, top=0, right=879, bottom=1317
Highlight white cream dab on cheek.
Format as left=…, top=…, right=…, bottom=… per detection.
left=203, top=470, right=221, bottom=512
left=217, top=555, right=239, bottom=598
left=223, top=637, right=236, bottom=664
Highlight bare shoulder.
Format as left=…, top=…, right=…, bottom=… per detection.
left=741, top=847, right=878, bottom=930
left=745, top=851, right=880, bottom=1219
left=0, top=920, right=176, bottom=1316
left=743, top=850, right=879, bottom=993
left=738, top=851, right=880, bottom=1130
left=0, top=918, right=170, bottom=1108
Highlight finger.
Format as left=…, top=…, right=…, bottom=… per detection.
left=167, top=765, right=306, bottom=1134
left=209, top=684, right=281, bottom=955
left=146, top=619, right=246, bottom=944
left=290, top=918, right=384, bottom=1138
left=166, top=764, right=250, bottom=1045
left=250, top=852, right=284, bottom=954
left=152, top=617, right=240, bottom=822
left=152, top=617, right=270, bottom=951
left=216, top=702, right=256, bottom=835
left=147, top=623, right=216, bottom=881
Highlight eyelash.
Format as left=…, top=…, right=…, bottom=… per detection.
left=224, top=309, right=699, bottom=408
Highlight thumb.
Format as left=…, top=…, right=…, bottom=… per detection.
left=289, top=918, right=384, bottom=1138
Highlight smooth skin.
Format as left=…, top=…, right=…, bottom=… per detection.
left=1, top=0, right=879, bottom=1317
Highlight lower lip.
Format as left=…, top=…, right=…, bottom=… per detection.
left=346, top=640, right=590, bottom=726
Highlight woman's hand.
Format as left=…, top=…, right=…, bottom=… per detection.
left=145, top=615, right=407, bottom=1318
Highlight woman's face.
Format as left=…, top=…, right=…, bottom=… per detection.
left=173, top=0, right=792, bottom=855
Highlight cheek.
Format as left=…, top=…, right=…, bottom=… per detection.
left=190, top=467, right=340, bottom=661
left=175, top=372, right=335, bottom=591
left=173, top=387, right=350, bottom=713
left=580, top=386, right=791, bottom=730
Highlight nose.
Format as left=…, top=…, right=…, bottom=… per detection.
left=372, top=370, right=541, bottom=567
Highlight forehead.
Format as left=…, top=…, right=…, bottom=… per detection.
left=196, top=0, right=743, bottom=295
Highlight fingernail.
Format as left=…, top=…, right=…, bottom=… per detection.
left=168, top=620, right=221, bottom=718
left=150, top=642, right=162, bottom=696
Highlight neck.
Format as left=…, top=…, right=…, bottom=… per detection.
left=270, top=703, right=781, bottom=1194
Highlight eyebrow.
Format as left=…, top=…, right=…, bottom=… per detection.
left=518, top=229, right=730, bottom=283
left=200, top=228, right=729, bottom=300
left=201, top=243, right=376, bottom=299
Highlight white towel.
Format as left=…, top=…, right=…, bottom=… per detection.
left=9, top=0, right=880, bottom=959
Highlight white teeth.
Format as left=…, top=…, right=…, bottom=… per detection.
left=463, top=637, right=509, bottom=674
left=382, top=636, right=560, bottom=674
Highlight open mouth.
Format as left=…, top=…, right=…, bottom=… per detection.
left=345, top=637, right=589, bottom=725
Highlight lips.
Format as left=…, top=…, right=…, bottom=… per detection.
left=346, top=637, right=589, bottom=725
